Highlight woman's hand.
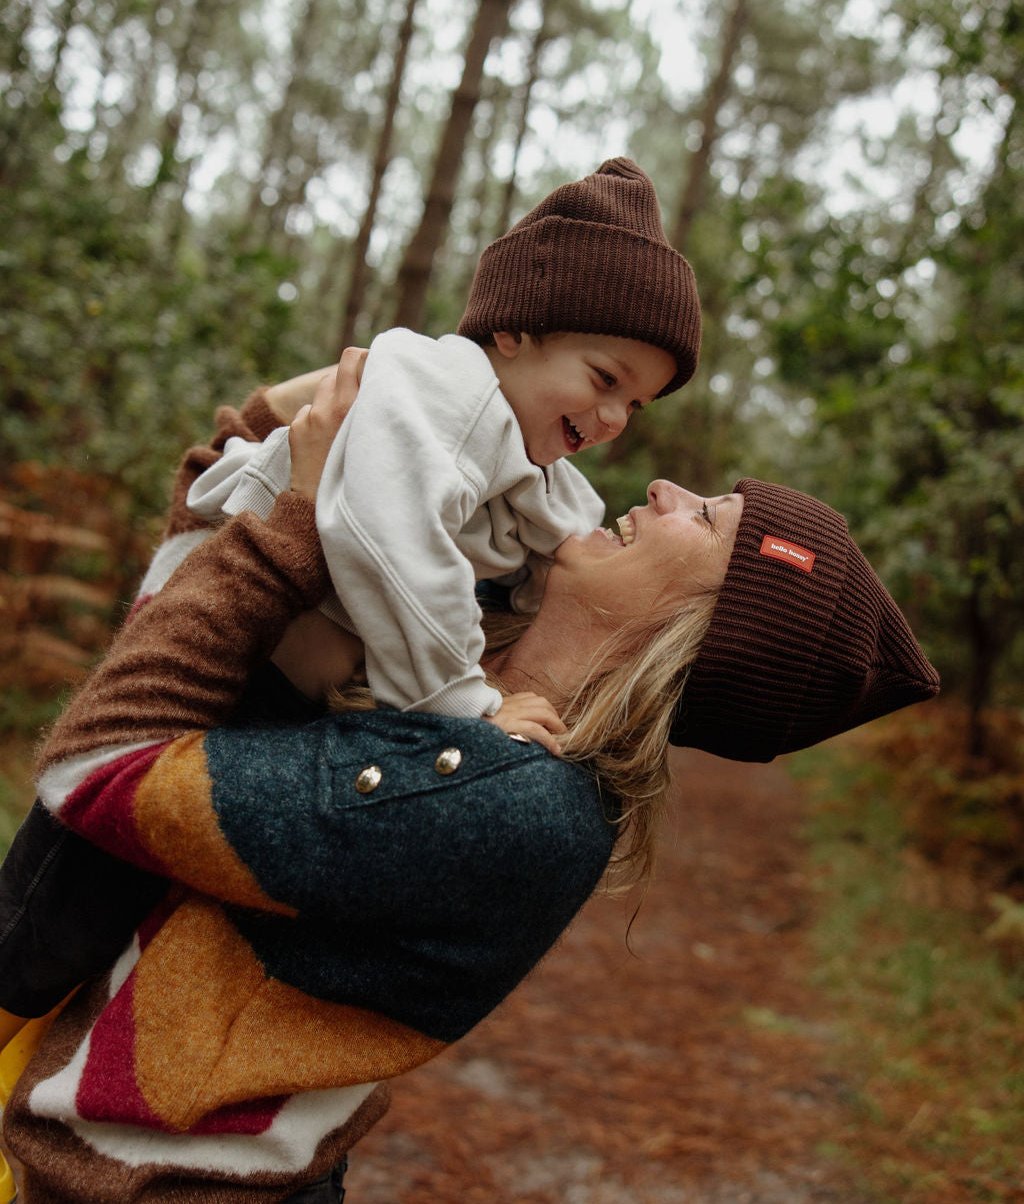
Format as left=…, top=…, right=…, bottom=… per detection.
left=485, top=691, right=567, bottom=757
left=289, top=347, right=367, bottom=499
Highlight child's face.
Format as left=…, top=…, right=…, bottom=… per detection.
left=489, top=332, right=676, bottom=466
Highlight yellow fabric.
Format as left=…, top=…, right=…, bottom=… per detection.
left=0, top=1153, right=15, bottom=1203
left=0, top=1003, right=67, bottom=1103
left=0, top=1000, right=70, bottom=1204
left=0, top=1010, right=26, bottom=1058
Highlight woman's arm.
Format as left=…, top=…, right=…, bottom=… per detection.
left=39, top=360, right=364, bottom=772
left=33, top=366, right=354, bottom=911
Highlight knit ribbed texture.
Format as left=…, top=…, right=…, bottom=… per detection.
left=672, top=479, right=940, bottom=761
left=458, top=158, right=701, bottom=396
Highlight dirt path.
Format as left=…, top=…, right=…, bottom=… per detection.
left=347, top=750, right=866, bottom=1204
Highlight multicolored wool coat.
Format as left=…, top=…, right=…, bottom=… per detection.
left=2, top=395, right=617, bottom=1203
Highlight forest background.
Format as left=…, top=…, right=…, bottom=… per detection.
left=2, top=0, right=1022, bottom=737
left=0, top=0, right=1022, bottom=1196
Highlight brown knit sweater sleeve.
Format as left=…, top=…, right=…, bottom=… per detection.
left=39, top=492, right=329, bottom=770
left=164, top=389, right=284, bottom=538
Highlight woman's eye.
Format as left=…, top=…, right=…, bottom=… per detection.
left=700, top=501, right=717, bottom=528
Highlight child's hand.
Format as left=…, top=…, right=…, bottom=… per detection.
left=485, top=692, right=567, bottom=756
left=289, top=347, right=368, bottom=498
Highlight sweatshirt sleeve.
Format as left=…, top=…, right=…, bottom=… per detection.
left=315, top=330, right=505, bottom=719
left=185, top=427, right=293, bottom=524
left=163, top=390, right=283, bottom=540
left=135, top=391, right=286, bottom=606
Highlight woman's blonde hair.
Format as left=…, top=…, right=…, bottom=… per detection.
left=555, top=594, right=716, bottom=890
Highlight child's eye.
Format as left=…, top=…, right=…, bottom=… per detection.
left=629, top=399, right=645, bottom=413
left=595, top=368, right=617, bottom=388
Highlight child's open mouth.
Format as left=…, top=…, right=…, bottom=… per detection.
left=562, top=418, right=584, bottom=452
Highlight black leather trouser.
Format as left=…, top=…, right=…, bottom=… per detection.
left=281, top=1158, right=348, bottom=1203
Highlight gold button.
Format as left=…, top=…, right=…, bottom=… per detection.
left=355, top=765, right=382, bottom=793
left=434, top=748, right=463, bottom=776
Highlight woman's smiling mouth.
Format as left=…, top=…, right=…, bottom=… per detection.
left=596, top=514, right=636, bottom=547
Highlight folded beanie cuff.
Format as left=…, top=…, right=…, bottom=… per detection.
left=459, top=218, right=700, bottom=394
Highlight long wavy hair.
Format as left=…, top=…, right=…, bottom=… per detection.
left=553, top=595, right=716, bottom=889
left=327, top=592, right=717, bottom=891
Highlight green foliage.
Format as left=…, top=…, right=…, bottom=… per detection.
left=1, top=0, right=1021, bottom=732
left=0, top=142, right=322, bottom=515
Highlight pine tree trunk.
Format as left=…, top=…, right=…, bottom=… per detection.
left=144, top=0, right=204, bottom=215
left=3, top=0, right=34, bottom=77
left=461, top=77, right=506, bottom=268
left=0, top=0, right=79, bottom=183
left=392, top=0, right=512, bottom=331
left=338, top=0, right=419, bottom=351
left=101, top=3, right=164, bottom=185
left=245, top=0, right=323, bottom=237
left=42, top=0, right=79, bottom=94
left=670, top=0, right=748, bottom=251
left=493, top=6, right=549, bottom=237
left=0, top=0, right=41, bottom=180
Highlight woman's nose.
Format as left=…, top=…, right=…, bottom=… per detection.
left=647, top=479, right=700, bottom=511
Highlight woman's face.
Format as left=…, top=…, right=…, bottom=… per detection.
left=551, top=479, right=744, bottom=622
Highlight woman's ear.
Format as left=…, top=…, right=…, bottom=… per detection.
left=491, top=331, right=525, bottom=359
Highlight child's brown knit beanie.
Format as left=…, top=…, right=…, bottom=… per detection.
left=671, top=479, right=940, bottom=761
left=457, top=158, right=701, bottom=396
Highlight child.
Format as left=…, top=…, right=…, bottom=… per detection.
left=187, top=157, right=701, bottom=746
left=0, top=157, right=699, bottom=1049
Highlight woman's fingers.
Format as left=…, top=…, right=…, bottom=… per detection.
left=288, top=348, right=367, bottom=498
left=333, top=346, right=367, bottom=415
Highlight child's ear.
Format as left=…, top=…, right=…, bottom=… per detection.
left=491, top=331, right=524, bottom=359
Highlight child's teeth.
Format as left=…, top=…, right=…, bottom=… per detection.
left=616, top=516, right=635, bottom=545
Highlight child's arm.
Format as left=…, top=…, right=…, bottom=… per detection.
left=186, top=335, right=509, bottom=721
left=264, top=362, right=347, bottom=422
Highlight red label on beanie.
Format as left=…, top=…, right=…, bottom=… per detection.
left=759, top=535, right=816, bottom=573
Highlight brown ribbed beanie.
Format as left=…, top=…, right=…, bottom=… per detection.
left=671, top=479, right=940, bottom=761
left=457, top=158, right=701, bottom=396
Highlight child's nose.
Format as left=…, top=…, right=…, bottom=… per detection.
left=596, top=399, right=630, bottom=436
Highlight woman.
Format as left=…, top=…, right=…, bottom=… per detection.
left=3, top=357, right=938, bottom=1202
